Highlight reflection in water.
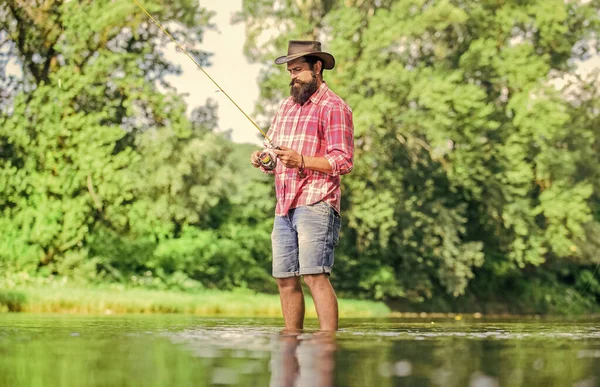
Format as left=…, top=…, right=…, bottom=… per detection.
left=270, top=332, right=336, bottom=387
left=0, top=315, right=599, bottom=386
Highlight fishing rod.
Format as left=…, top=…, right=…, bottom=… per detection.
left=131, top=0, right=278, bottom=169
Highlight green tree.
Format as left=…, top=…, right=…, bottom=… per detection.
left=0, top=0, right=229, bottom=283
left=239, top=0, right=600, bottom=310
left=1, top=0, right=278, bottom=292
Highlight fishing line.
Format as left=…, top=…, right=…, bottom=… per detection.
left=131, top=0, right=272, bottom=143
left=551, top=260, right=600, bottom=322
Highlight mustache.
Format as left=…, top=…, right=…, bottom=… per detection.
left=290, top=79, right=306, bottom=87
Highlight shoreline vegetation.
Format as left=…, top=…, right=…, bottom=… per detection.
left=0, top=286, right=391, bottom=317
left=1, top=285, right=599, bottom=320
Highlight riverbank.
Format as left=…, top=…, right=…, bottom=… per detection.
left=0, top=286, right=391, bottom=317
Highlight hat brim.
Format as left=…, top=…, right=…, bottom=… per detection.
left=274, top=51, right=335, bottom=70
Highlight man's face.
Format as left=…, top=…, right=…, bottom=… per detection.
left=287, top=58, right=318, bottom=105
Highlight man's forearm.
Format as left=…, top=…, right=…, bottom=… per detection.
left=303, top=155, right=333, bottom=174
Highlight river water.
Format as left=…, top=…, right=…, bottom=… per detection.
left=1, top=314, right=599, bottom=386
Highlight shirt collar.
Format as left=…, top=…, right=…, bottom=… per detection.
left=309, top=82, right=329, bottom=105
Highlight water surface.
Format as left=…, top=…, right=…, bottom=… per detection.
left=1, top=314, right=599, bottom=386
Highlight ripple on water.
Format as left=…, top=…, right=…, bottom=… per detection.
left=345, top=327, right=600, bottom=341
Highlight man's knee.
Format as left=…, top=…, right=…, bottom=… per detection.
left=302, top=273, right=329, bottom=288
left=277, top=276, right=301, bottom=292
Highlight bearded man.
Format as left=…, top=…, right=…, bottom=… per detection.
left=250, top=40, right=354, bottom=332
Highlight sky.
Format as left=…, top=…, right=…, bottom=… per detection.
left=163, top=0, right=264, bottom=145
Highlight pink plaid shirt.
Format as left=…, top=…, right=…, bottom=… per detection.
left=265, top=83, right=354, bottom=216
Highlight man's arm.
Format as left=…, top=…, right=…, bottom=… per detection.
left=322, top=103, right=354, bottom=176
left=273, top=146, right=332, bottom=173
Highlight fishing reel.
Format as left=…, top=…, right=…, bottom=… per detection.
left=258, top=141, right=280, bottom=171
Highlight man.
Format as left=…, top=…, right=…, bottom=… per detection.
left=250, top=40, right=354, bottom=332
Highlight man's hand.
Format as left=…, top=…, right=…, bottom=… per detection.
left=250, top=150, right=262, bottom=168
left=274, top=146, right=302, bottom=169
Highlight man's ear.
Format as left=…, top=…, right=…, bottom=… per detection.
left=315, top=60, right=323, bottom=75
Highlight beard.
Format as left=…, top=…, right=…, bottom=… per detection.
left=290, top=72, right=318, bottom=105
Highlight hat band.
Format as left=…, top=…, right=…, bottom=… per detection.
left=286, top=51, right=320, bottom=58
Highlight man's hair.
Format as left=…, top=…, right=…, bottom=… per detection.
left=304, top=55, right=324, bottom=77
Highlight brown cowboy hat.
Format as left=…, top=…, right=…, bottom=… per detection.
left=274, top=40, right=335, bottom=70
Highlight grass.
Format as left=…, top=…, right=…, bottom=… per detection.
left=0, top=286, right=391, bottom=318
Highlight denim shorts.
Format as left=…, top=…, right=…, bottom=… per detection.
left=272, top=201, right=341, bottom=278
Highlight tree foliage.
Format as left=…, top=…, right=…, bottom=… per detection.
left=0, top=0, right=274, bottom=292
left=238, top=0, right=600, bottom=309
left=1, top=0, right=599, bottom=313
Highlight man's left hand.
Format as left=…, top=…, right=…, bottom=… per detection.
left=274, top=146, right=302, bottom=169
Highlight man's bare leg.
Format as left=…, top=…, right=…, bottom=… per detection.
left=277, top=277, right=305, bottom=331
left=303, top=274, right=338, bottom=331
